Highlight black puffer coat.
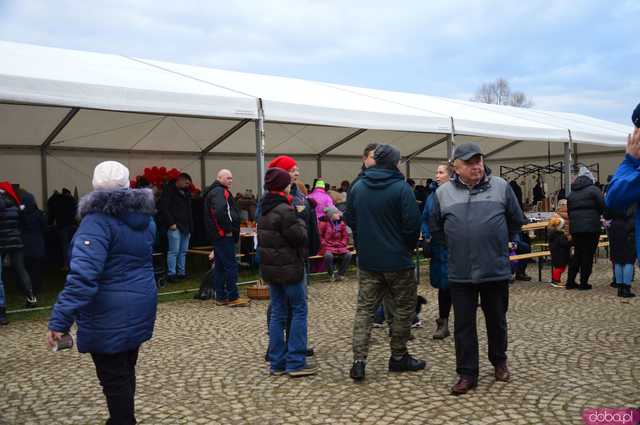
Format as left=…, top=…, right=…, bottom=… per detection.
left=607, top=209, right=636, bottom=264
left=0, top=191, right=23, bottom=252
left=567, top=176, right=604, bottom=234
left=257, top=193, right=307, bottom=285
left=548, top=229, right=570, bottom=267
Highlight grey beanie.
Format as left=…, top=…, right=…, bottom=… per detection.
left=324, top=205, right=340, bottom=217
left=578, top=166, right=595, bottom=183
left=374, top=144, right=401, bottom=169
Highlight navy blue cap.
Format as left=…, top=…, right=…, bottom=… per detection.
left=633, top=103, right=640, bottom=128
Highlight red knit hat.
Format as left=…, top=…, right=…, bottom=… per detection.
left=268, top=155, right=297, bottom=171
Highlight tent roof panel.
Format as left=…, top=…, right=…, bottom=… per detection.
left=0, top=41, right=257, bottom=119
left=0, top=103, right=71, bottom=146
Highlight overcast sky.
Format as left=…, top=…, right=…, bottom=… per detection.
left=0, top=0, right=638, bottom=124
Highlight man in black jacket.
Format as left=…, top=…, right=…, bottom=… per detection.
left=346, top=144, right=424, bottom=382
left=203, top=169, right=248, bottom=307
left=159, top=173, right=193, bottom=282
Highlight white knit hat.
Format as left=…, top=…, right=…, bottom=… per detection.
left=92, top=161, right=130, bottom=190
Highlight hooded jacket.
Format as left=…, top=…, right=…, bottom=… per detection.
left=422, top=181, right=449, bottom=289
left=307, top=187, right=335, bottom=219
left=318, top=217, right=349, bottom=255
left=567, top=175, right=604, bottom=234
left=48, top=189, right=157, bottom=354
left=0, top=190, right=23, bottom=252
left=606, top=154, right=640, bottom=260
left=345, top=166, right=421, bottom=272
left=605, top=207, right=636, bottom=264
left=257, top=192, right=308, bottom=284
left=429, top=170, right=525, bottom=283
left=203, top=181, right=240, bottom=243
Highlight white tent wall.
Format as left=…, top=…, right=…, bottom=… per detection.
left=0, top=149, right=42, bottom=203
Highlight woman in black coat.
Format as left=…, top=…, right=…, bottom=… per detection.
left=20, top=192, right=46, bottom=295
left=607, top=207, right=636, bottom=297
left=566, top=167, right=605, bottom=290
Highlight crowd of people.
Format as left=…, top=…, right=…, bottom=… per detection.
left=0, top=104, right=636, bottom=424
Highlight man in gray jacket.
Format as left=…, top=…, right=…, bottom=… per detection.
left=430, top=142, right=525, bottom=395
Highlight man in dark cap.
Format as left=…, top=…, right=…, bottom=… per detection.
left=430, top=142, right=525, bottom=395
left=346, top=144, right=424, bottom=382
left=605, top=102, right=640, bottom=298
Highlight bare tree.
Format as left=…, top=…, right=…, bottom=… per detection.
left=472, top=78, right=533, bottom=108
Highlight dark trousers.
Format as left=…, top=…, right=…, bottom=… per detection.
left=438, top=288, right=452, bottom=319
left=450, top=281, right=509, bottom=378
left=2, top=249, right=34, bottom=297
left=24, top=257, right=42, bottom=295
left=57, top=225, right=75, bottom=267
left=212, top=237, right=239, bottom=302
left=567, top=232, right=600, bottom=285
left=91, top=348, right=139, bottom=425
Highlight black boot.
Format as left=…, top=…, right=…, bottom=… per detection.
left=622, top=285, right=636, bottom=298
left=618, top=285, right=625, bottom=297
left=350, top=360, right=366, bottom=381
left=0, top=307, right=9, bottom=326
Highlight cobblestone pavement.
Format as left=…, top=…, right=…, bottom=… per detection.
left=0, top=262, right=639, bottom=425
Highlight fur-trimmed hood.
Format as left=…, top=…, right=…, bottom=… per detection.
left=78, top=188, right=156, bottom=230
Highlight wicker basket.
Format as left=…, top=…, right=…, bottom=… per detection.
left=247, top=280, right=270, bottom=300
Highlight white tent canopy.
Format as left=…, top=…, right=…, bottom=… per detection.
left=0, top=40, right=631, bottom=205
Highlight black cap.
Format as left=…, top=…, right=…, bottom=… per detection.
left=452, top=142, right=483, bottom=161
left=633, top=103, right=640, bottom=128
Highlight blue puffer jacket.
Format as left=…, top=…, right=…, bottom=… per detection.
left=49, top=188, right=158, bottom=354
left=422, top=187, right=449, bottom=289
left=605, top=154, right=640, bottom=259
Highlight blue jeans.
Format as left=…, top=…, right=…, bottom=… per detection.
left=0, top=258, right=5, bottom=307
left=212, top=237, right=239, bottom=301
left=167, top=229, right=190, bottom=276
left=269, top=280, right=308, bottom=373
left=614, top=263, right=634, bottom=285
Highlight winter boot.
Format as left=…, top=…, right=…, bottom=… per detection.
left=432, top=318, right=450, bottom=340
left=618, top=285, right=625, bottom=297
left=622, top=285, right=636, bottom=298
left=24, top=293, right=38, bottom=308
left=0, top=307, right=9, bottom=326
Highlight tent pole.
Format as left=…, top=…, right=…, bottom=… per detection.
left=255, top=99, right=266, bottom=198
left=316, top=155, right=322, bottom=179
left=405, top=160, right=411, bottom=178
left=447, top=117, right=456, bottom=160
left=564, top=130, right=573, bottom=196
left=200, top=155, right=207, bottom=190
left=40, top=107, right=80, bottom=209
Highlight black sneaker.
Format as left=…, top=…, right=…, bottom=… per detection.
left=306, top=348, right=315, bottom=357
left=24, top=296, right=38, bottom=309
left=565, top=282, right=578, bottom=290
left=167, top=275, right=178, bottom=283
left=578, top=283, right=593, bottom=291
left=515, top=274, right=532, bottom=282
left=389, top=353, right=426, bottom=372
left=350, top=360, right=366, bottom=381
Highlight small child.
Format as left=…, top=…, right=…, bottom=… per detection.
left=548, top=216, right=570, bottom=287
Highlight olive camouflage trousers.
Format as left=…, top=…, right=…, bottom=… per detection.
left=352, top=268, right=417, bottom=360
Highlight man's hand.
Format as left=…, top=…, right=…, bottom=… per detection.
left=169, top=224, right=177, bottom=231
left=47, top=330, right=64, bottom=349
left=208, top=250, right=215, bottom=261
left=626, top=127, right=640, bottom=160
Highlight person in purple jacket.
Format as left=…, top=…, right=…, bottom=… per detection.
left=604, top=103, right=640, bottom=298
left=47, top=161, right=157, bottom=425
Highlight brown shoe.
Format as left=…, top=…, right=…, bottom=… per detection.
left=215, top=299, right=229, bottom=306
left=227, top=298, right=251, bottom=307
left=451, top=375, right=477, bottom=395
left=494, top=362, right=511, bottom=382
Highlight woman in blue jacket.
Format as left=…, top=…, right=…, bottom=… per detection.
left=47, top=161, right=157, bottom=425
left=422, top=163, right=452, bottom=340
